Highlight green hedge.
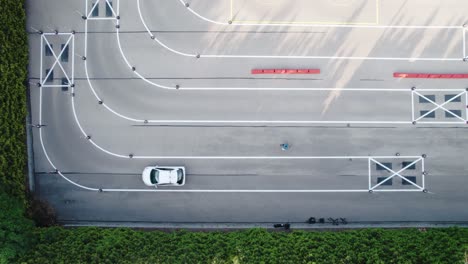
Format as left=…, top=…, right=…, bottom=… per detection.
left=0, top=191, right=35, bottom=264
left=18, top=227, right=468, bottom=263
left=0, top=0, right=28, bottom=202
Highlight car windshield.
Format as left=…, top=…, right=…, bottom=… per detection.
left=177, top=169, right=184, bottom=184
left=150, top=169, right=159, bottom=184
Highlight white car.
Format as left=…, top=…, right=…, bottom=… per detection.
left=142, top=166, right=186, bottom=187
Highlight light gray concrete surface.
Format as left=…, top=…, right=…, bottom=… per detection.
left=27, top=0, right=468, bottom=225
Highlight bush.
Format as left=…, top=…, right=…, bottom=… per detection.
left=27, top=197, right=57, bottom=227
left=17, top=227, right=468, bottom=263
left=0, top=0, right=28, bottom=203
left=0, top=191, right=35, bottom=264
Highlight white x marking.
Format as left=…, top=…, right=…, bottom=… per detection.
left=370, top=158, right=423, bottom=190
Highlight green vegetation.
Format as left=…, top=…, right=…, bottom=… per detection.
left=0, top=0, right=32, bottom=262
left=0, top=0, right=29, bottom=203
left=15, top=227, right=468, bottom=263
left=1, top=1, right=468, bottom=264
left=0, top=191, right=34, bottom=264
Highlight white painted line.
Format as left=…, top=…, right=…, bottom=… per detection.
left=370, top=189, right=423, bottom=192
left=201, top=55, right=461, bottom=61
left=129, top=120, right=414, bottom=124
left=42, top=85, right=71, bottom=88
left=40, top=34, right=43, bottom=85
left=132, top=156, right=422, bottom=160
left=368, top=158, right=371, bottom=190
left=422, top=157, right=426, bottom=190
left=411, top=91, right=415, bottom=122
left=101, top=189, right=422, bottom=193
left=136, top=0, right=193, bottom=57
left=178, top=88, right=464, bottom=91
left=87, top=17, right=118, bottom=20
left=42, top=33, right=72, bottom=36
left=465, top=91, right=468, bottom=122
left=72, top=34, right=75, bottom=85
left=417, top=121, right=466, bottom=124
left=84, top=14, right=88, bottom=56
left=411, top=89, right=468, bottom=92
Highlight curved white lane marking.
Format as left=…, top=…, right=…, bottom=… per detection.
left=39, top=86, right=98, bottom=191
left=118, top=5, right=463, bottom=92
left=68, top=19, right=433, bottom=160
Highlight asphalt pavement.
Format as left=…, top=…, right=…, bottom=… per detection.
left=26, top=0, right=468, bottom=225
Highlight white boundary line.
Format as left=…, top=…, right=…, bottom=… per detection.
left=130, top=0, right=465, bottom=62
left=422, top=158, right=426, bottom=190
left=411, top=91, right=415, bottom=122
left=367, top=158, right=371, bottom=190
left=466, top=91, right=468, bottom=122
left=72, top=33, right=75, bottom=85
left=40, top=35, right=43, bottom=84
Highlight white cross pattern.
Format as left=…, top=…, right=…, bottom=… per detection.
left=40, top=33, right=75, bottom=88
left=412, top=90, right=467, bottom=124
left=368, top=157, right=426, bottom=191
